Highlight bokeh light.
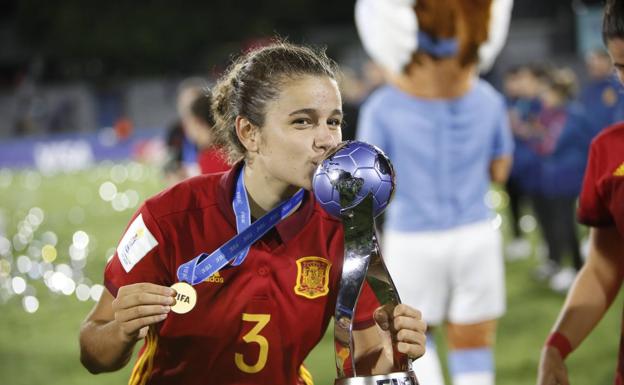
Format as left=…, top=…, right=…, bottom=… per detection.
left=484, top=190, right=503, bottom=209
left=99, top=181, right=117, bottom=201
left=0, top=259, right=11, bottom=277
left=490, top=213, right=503, bottom=230
left=41, top=245, right=58, bottom=263
left=111, top=164, right=129, bottom=184
left=22, top=295, right=39, bottom=313
left=75, top=284, right=91, bottom=301
left=40, top=231, right=58, bottom=246
left=519, top=214, right=538, bottom=233
left=90, top=284, right=104, bottom=301
left=16, top=255, right=32, bottom=274
left=0, top=236, right=11, bottom=255
left=128, top=162, right=145, bottom=181
left=72, top=231, right=90, bottom=249
left=11, top=276, right=26, bottom=294
left=112, top=193, right=130, bottom=211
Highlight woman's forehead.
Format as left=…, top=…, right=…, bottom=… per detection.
left=271, top=75, right=341, bottom=108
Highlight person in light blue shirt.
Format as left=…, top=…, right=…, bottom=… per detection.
left=355, top=3, right=514, bottom=382
left=358, top=80, right=513, bottom=232
left=358, top=75, right=513, bottom=385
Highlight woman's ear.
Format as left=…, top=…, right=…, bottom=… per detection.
left=235, top=116, right=260, bottom=153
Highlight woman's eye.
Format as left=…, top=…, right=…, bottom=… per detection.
left=292, top=118, right=312, bottom=125
left=328, top=119, right=342, bottom=128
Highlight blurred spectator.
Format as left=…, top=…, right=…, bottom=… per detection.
left=503, top=64, right=547, bottom=260
left=579, top=48, right=622, bottom=137
left=186, top=92, right=230, bottom=174
left=162, top=77, right=208, bottom=185
left=532, top=68, right=588, bottom=292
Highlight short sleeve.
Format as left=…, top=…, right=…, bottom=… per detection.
left=104, top=203, right=171, bottom=297
left=491, top=98, right=514, bottom=159
left=577, top=141, right=614, bottom=226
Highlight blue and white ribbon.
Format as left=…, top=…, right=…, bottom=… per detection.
left=176, top=167, right=304, bottom=285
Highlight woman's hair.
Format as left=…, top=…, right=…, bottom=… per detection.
left=211, top=41, right=339, bottom=163
left=603, top=0, right=624, bottom=44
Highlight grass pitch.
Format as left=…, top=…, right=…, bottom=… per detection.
left=0, top=163, right=620, bottom=385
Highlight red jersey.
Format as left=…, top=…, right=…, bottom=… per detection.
left=105, top=164, right=378, bottom=385
left=197, top=147, right=230, bottom=175
left=577, top=123, right=624, bottom=385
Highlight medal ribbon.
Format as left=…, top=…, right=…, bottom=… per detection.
left=177, top=167, right=304, bottom=285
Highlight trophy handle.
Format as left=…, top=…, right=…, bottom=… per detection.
left=334, top=193, right=412, bottom=378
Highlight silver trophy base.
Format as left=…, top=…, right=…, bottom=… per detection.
left=335, top=371, right=419, bottom=385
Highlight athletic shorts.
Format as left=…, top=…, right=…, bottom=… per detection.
left=381, top=220, right=506, bottom=325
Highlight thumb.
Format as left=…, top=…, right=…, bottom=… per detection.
left=373, top=304, right=394, bottom=331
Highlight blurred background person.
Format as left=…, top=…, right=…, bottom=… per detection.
left=530, top=68, right=587, bottom=292
left=579, top=47, right=621, bottom=138
left=185, top=92, right=230, bottom=174
left=503, top=64, right=547, bottom=260
left=355, top=1, right=514, bottom=384
left=163, top=77, right=210, bottom=185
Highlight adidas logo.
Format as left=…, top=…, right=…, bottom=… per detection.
left=614, top=162, right=624, bottom=177
left=204, top=271, right=224, bottom=284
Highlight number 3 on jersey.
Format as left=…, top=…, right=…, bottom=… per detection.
left=235, top=313, right=271, bottom=373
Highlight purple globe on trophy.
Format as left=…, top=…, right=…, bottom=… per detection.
left=312, top=141, right=396, bottom=218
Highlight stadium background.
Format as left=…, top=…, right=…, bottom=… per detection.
left=0, top=1, right=622, bottom=384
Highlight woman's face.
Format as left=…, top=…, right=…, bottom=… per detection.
left=607, top=38, right=624, bottom=85
left=252, top=75, right=343, bottom=191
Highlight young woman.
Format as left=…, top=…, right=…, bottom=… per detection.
left=79, top=42, right=426, bottom=385
left=537, top=1, right=624, bottom=384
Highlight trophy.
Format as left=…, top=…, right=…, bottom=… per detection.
left=313, top=141, right=419, bottom=385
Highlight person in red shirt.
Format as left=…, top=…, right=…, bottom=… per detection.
left=186, top=92, right=231, bottom=174
left=79, top=41, right=426, bottom=385
left=537, top=1, right=624, bottom=384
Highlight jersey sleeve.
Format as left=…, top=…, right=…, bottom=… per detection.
left=104, top=203, right=172, bottom=297
left=577, top=139, right=614, bottom=227
left=490, top=97, right=514, bottom=159
left=352, top=281, right=381, bottom=330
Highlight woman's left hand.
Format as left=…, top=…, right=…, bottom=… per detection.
left=373, top=304, right=427, bottom=360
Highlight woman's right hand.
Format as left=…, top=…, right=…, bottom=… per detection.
left=111, top=283, right=176, bottom=341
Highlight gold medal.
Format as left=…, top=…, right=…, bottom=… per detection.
left=170, top=282, right=197, bottom=314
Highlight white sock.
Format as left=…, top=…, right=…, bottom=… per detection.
left=411, top=334, right=445, bottom=385
left=453, top=372, right=494, bottom=385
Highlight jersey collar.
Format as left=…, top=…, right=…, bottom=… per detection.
left=216, top=161, right=315, bottom=244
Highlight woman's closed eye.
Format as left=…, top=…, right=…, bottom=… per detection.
left=292, top=117, right=314, bottom=127
left=327, top=118, right=342, bottom=129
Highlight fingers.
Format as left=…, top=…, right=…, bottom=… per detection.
left=112, top=283, right=176, bottom=340
left=114, top=304, right=172, bottom=323
left=114, top=283, right=175, bottom=310
left=375, top=304, right=427, bottom=359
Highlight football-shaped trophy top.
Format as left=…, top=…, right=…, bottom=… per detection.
left=312, top=140, right=396, bottom=218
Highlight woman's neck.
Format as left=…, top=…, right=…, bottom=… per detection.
left=242, top=165, right=299, bottom=219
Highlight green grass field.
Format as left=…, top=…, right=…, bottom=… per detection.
left=0, top=163, right=621, bottom=385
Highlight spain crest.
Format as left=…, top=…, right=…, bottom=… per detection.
left=294, top=256, right=331, bottom=299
